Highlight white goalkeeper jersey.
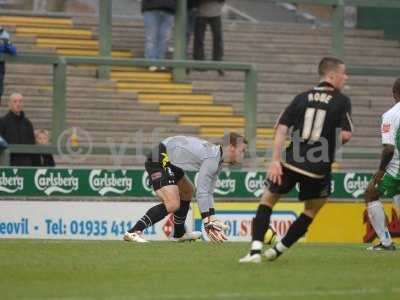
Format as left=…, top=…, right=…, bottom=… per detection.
left=161, top=136, right=222, bottom=213
left=381, top=101, right=400, bottom=178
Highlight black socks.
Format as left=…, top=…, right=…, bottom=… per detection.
left=250, top=209, right=314, bottom=257
left=129, top=203, right=168, bottom=232
left=252, top=204, right=272, bottom=242
left=281, top=213, right=313, bottom=248
left=173, top=200, right=190, bottom=238
left=129, top=201, right=193, bottom=238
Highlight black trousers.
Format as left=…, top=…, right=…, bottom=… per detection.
left=193, top=16, right=223, bottom=61
left=0, top=62, right=5, bottom=104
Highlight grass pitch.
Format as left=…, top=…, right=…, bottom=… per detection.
left=0, top=240, right=399, bottom=300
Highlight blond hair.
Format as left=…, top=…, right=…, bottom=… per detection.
left=35, top=129, right=49, bottom=138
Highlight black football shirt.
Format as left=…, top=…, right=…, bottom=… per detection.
left=278, top=82, right=353, bottom=177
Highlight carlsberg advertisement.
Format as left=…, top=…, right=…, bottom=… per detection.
left=0, top=168, right=372, bottom=199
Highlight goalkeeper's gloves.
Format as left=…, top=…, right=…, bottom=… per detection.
left=211, top=218, right=229, bottom=231
left=203, top=217, right=228, bottom=243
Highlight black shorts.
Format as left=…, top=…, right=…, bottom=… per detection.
left=265, top=166, right=331, bottom=201
left=144, top=143, right=185, bottom=191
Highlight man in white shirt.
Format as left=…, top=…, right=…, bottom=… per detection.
left=364, top=78, right=400, bottom=251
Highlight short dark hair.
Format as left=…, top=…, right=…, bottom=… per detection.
left=222, top=132, right=247, bottom=147
left=318, top=57, right=345, bottom=77
left=393, top=78, right=400, bottom=99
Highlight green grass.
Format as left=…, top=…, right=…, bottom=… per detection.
left=0, top=240, right=399, bottom=300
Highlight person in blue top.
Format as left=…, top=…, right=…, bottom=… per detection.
left=0, top=27, right=17, bottom=104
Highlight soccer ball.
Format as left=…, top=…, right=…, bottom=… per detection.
left=264, top=226, right=278, bottom=245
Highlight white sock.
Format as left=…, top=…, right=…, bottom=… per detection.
left=367, top=201, right=392, bottom=246
left=393, top=195, right=400, bottom=211
left=251, top=240, right=263, bottom=252
left=276, top=241, right=288, bottom=253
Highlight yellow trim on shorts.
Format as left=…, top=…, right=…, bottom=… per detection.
left=282, top=162, right=325, bottom=179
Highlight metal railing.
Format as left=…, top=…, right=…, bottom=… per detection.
left=274, top=0, right=400, bottom=58
left=1, top=1, right=400, bottom=165
left=94, top=0, right=400, bottom=82
left=0, top=53, right=258, bottom=165
left=97, top=0, right=187, bottom=82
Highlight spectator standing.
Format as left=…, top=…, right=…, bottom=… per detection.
left=141, top=0, right=176, bottom=71
left=32, top=129, right=55, bottom=167
left=186, top=0, right=198, bottom=55
left=193, top=0, right=225, bottom=75
left=0, top=27, right=17, bottom=105
left=0, top=93, right=35, bottom=166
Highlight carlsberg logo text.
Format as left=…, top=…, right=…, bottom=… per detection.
left=212, top=171, right=236, bottom=195
left=344, top=173, right=369, bottom=198
left=215, top=178, right=236, bottom=193
left=245, top=172, right=265, bottom=197
left=89, top=170, right=132, bottom=196
left=194, top=171, right=236, bottom=195
left=35, top=169, right=79, bottom=195
left=142, top=172, right=156, bottom=195
left=0, top=170, right=24, bottom=194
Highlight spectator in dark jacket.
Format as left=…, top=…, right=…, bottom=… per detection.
left=193, top=0, right=225, bottom=75
left=32, top=129, right=55, bottom=167
left=141, top=0, right=176, bottom=71
left=0, top=93, right=35, bottom=166
left=0, top=27, right=17, bottom=105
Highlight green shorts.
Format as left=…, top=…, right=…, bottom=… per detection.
left=377, top=173, right=400, bottom=198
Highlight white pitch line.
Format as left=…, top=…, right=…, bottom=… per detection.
left=42, top=287, right=400, bottom=300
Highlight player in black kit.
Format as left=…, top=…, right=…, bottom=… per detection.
left=240, top=57, right=354, bottom=263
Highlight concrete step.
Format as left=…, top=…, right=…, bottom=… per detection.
left=81, top=22, right=382, bottom=38
left=64, top=121, right=198, bottom=134
left=2, top=86, right=137, bottom=100
left=220, top=53, right=400, bottom=67
left=36, top=38, right=99, bottom=50
left=111, top=71, right=172, bottom=82
left=4, top=108, right=178, bottom=123
left=56, top=48, right=132, bottom=58
left=195, top=74, right=397, bottom=88
left=159, top=104, right=234, bottom=116
left=15, top=26, right=93, bottom=39
left=113, top=37, right=399, bottom=55
left=13, top=117, right=198, bottom=133
left=63, top=130, right=200, bottom=145
left=4, top=75, right=104, bottom=86
left=8, top=44, right=56, bottom=53
left=0, top=15, right=73, bottom=27
left=109, top=29, right=396, bottom=47
left=137, top=94, right=213, bottom=104
left=346, top=137, right=381, bottom=148
left=114, top=88, right=193, bottom=95
left=200, top=127, right=273, bottom=137
left=0, top=96, right=158, bottom=111
left=6, top=65, right=97, bottom=77
left=73, top=16, right=383, bottom=37
left=115, top=82, right=192, bottom=93
left=212, top=92, right=393, bottom=109
left=179, top=116, right=244, bottom=127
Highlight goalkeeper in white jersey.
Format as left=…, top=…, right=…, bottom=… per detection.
left=124, top=133, right=247, bottom=243
left=364, top=78, right=400, bottom=251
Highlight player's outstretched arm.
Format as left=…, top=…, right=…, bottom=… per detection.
left=196, top=157, right=228, bottom=243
